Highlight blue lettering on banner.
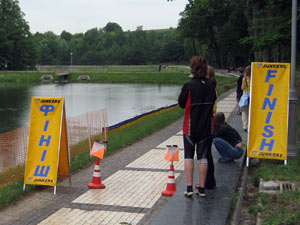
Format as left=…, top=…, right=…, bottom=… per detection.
left=40, top=105, right=54, bottom=116
left=262, top=125, right=274, bottom=138
left=34, top=165, right=50, bottom=177
left=41, top=150, right=47, bottom=161
left=39, top=135, right=52, bottom=147
left=259, top=69, right=277, bottom=153
left=265, top=112, right=272, bottom=124
left=259, top=139, right=275, bottom=151
left=265, top=70, right=277, bottom=82
left=267, top=84, right=274, bottom=96
left=43, top=120, right=49, bottom=131
left=33, top=102, right=57, bottom=178
left=262, top=98, right=277, bottom=110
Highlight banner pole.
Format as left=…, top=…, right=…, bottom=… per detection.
left=246, top=157, right=250, bottom=167
left=288, top=0, right=298, bottom=157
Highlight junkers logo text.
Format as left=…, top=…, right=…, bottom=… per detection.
left=262, top=64, right=287, bottom=69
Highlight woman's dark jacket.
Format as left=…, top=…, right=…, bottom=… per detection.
left=178, top=77, right=216, bottom=138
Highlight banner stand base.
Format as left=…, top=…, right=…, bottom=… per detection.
left=246, top=157, right=250, bottom=167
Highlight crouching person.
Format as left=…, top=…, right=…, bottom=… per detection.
left=213, top=112, right=244, bottom=163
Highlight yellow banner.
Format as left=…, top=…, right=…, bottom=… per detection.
left=248, top=62, right=290, bottom=160
left=24, top=97, right=69, bottom=186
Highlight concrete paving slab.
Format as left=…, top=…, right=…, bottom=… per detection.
left=126, top=148, right=184, bottom=170
left=176, top=130, right=183, bottom=135
left=38, top=208, right=145, bottom=225
left=72, top=170, right=180, bottom=208
left=156, top=135, right=184, bottom=149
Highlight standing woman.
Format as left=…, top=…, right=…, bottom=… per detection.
left=241, top=65, right=251, bottom=131
left=235, top=67, right=244, bottom=115
left=205, top=65, right=217, bottom=189
left=178, top=56, right=216, bottom=197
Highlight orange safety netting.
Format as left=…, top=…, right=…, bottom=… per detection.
left=0, top=109, right=108, bottom=189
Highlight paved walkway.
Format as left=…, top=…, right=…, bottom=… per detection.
left=0, top=88, right=247, bottom=225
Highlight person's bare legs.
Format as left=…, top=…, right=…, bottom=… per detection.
left=197, top=162, right=208, bottom=187
left=184, top=159, right=194, bottom=186
left=241, top=105, right=249, bottom=130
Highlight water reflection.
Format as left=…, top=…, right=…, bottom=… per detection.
left=0, top=83, right=181, bottom=133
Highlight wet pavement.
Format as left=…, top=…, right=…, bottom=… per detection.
left=0, top=88, right=247, bottom=225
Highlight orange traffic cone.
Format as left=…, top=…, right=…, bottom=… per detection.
left=162, top=162, right=176, bottom=196
left=88, top=158, right=105, bottom=189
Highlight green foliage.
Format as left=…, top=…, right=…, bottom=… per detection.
left=178, top=0, right=300, bottom=65
left=31, top=25, right=190, bottom=66
left=107, top=107, right=184, bottom=154
left=252, top=167, right=263, bottom=187
left=0, top=71, right=57, bottom=82
left=252, top=158, right=300, bottom=185
left=103, top=22, right=123, bottom=33
left=248, top=191, right=300, bottom=225
left=248, top=204, right=263, bottom=216
left=0, top=0, right=36, bottom=70
left=0, top=180, right=36, bottom=208
left=177, top=0, right=250, bottom=68
left=242, top=0, right=297, bottom=62
left=70, top=152, right=94, bottom=172
left=60, top=30, right=72, bottom=42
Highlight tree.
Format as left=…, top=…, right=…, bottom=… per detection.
left=217, top=9, right=250, bottom=67
left=32, top=23, right=189, bottom=66
left=33, top=31, right=61, bottom=65
left=103, top=22, right=123, bottom=33
left=242, top=0, right=296, bottom=62
left=178, top=0, right=229, bottom=67
left=178, top=0, right=254, bottom=67
left=0, top=0, right=36, bottom=70
left=60, top=30, right=72, bottom=42
left=158, top=30, right=186, bottom=63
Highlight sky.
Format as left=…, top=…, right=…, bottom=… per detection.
left=18, top=0, right=187, bottom=35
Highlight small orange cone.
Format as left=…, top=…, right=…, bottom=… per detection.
left=88, top=158, right=105, bottom=189
left=162, top=162, right=176, bottom=196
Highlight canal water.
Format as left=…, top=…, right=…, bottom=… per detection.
left=0, top=83, right=181, bottom=133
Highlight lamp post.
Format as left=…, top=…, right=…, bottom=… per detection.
left=70, top=51, right=73, bottom=71
left=288, top=0, right=298, bottom=157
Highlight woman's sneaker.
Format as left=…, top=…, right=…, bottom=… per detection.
left=195, top=186, right=206, bottom=197
left=184, top=190, right=194, bottom=197
left=184, top=185, right=194, bottom=197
